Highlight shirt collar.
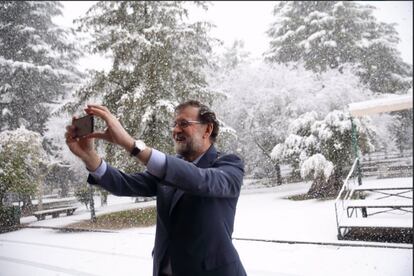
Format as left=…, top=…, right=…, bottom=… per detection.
left=176, top=149, right=209, bottom=165
left=192, top=152, right=205, bottom=165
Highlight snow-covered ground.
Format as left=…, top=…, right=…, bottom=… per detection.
left=0, top=177, right=412, bottom=276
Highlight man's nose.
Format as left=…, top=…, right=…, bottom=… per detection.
left=172, top=126, right=181, bottom=135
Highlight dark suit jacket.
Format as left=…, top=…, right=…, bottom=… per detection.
left=88, top=145, right=247, bottom=276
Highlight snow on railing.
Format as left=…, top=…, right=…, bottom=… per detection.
left=334, top=157, right=360, bottom=237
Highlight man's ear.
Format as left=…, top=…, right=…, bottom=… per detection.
left=204, top=123, right=213, bottom=138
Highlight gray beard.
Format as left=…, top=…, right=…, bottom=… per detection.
left=174, top=137, right=203, bottom=159
left=175, top=141, right=195, bottom=158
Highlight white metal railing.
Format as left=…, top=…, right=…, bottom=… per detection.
left=334, top=157, right=360, bottom=238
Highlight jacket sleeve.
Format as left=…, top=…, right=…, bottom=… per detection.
left=163, top=154, right=244, bottom=198
left=88, top=164, right=158, bottom=197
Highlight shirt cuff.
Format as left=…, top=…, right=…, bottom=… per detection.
left=89, top=159, right=107, bottom=180
left=146, top=148, right=167, bottom=178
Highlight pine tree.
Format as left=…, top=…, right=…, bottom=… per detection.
left=0, top=1, right=82, bottom=134
left=221, top=40, right=250, bottom=70
left=72, top=1, right=216, bottom=172
left=265, top=1, right=412, bottom=94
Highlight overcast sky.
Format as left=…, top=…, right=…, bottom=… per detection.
left=56, top=1, right=413, bottom=70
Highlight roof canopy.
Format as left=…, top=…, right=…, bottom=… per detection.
left=348, top=94, right=413, bottom=117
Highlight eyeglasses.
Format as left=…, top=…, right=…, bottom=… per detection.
left=171, top=120, right=203, bottom=128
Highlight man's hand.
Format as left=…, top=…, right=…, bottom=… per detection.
left=66, top=104, right=151, bottom=168
left=65, top=117, right=101, bottom=171
left=83, top=104, right=135, bottom=152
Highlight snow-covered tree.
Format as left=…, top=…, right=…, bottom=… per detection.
left=220, top=40, right=250, bottom=70
left=389, top=109, right=413, bottom=153
left=211, top=56, right=372, bottom=179
left=271, top=110, right=373, bottom=196
left=300, top=153, right=335, bottom=197
left=43, top=112, right=89, bottom=193
left=0, top=127, right=48, bottom=208
left=265, top=1, right=412, bottom=94
left=68, top=1, right=216, bottom=172
left=300, top=153, right=334, bottom=180
left=271, top=109, right=373, bottom=197
left=0, top=1, right=82, bottom=134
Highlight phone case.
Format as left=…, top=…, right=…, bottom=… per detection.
left=74, top=115, right=94, bottom=137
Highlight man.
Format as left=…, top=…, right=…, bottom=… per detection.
left=65, top=100, right=247, bottom=276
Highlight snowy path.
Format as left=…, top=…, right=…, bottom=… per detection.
left=0, top=178, right=412, bottom=276
left=1, top=228, right=411, bottom=276
left=0, top=228, right=154, bottom=276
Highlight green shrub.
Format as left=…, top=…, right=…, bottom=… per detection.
left=0, top=206, right=21, bottom=227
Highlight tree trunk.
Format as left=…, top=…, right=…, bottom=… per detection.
left=89, top=186, right=96, bottom=223
left=21, top=195, right=33, bottom=216
left=253, top=140, right=282, bottom=185
left=59, top=182, right=69, bottom=197
left=306, top=172, right=343, bottom=199
left=100, top=193, right=108, bottom=206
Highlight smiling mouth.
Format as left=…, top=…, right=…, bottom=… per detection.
left=175, top=136, right=186, bottom=143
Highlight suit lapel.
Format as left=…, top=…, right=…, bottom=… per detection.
left=169, top=189, right=184, bottom=216
left=195, top=145, right=218, bottom=169
left=168, top=145, right=218, bottom=216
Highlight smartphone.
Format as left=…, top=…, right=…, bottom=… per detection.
left=73, top=115, right=94, bottom=138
